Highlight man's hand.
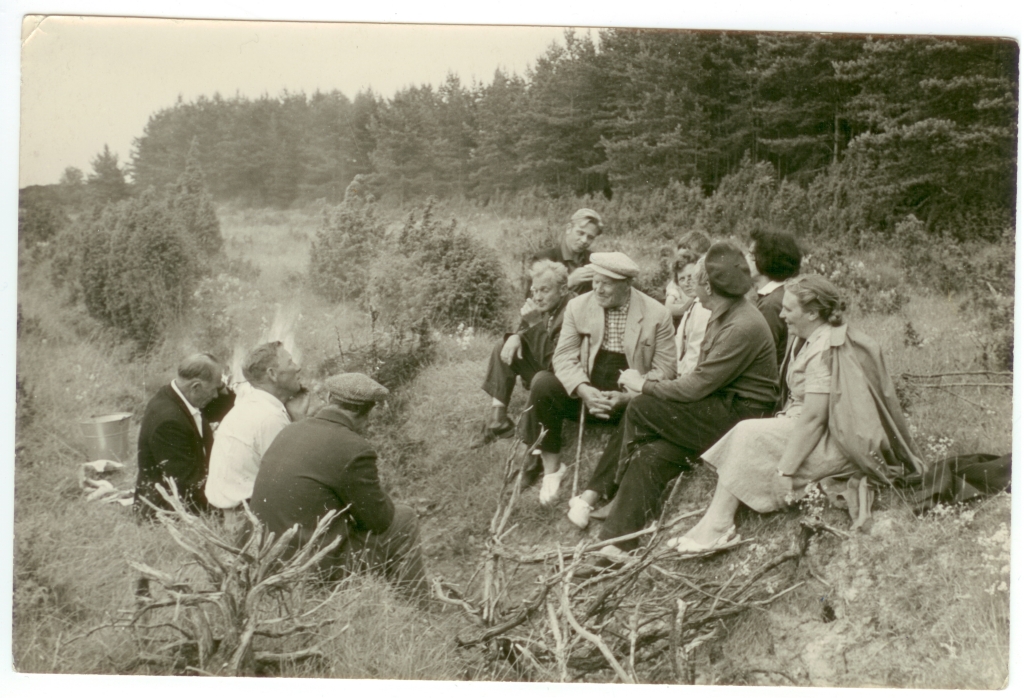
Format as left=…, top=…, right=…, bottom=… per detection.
left=286, top=388, right=312, bottom=422
left=500, top=334, right=524, bottom=365
left=618, top=368, right=646, bottom=394
left=603, top=390, right=632, bottom=413
left=567, top=266, right=594, bottom=289
left=519, top=298, right=543, bottom=325
left=576, top=383, right=615, bottom=420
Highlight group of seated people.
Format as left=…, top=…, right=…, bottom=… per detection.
left=133, top=206, right=924, bottom=601
left=473, top=207, right=922, bottom=562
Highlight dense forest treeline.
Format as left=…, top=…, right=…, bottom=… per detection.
left=23, top=29, right=1019, bottom=243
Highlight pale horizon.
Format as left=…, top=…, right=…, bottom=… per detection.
left=19, top=16, right=572, bottom=188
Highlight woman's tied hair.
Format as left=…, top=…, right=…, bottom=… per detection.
left=784, top=274, right=846, bottom=326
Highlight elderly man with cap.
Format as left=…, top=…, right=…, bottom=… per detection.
left=572, top=242, right=779, bottom=558
left=520, top=251, right=677, bottom=505
left=250, top=373, right=429, bottom=600
left=530, top=208, right=604, bottom=297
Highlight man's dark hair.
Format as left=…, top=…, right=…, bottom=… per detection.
left=751, top=226, right=802, bottom=282
left=242, top=341, right=284, bottom=383
left=177, top=353, right=222, bottom=383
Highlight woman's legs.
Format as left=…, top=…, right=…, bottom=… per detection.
left=681, top=480, right=742, bottom=546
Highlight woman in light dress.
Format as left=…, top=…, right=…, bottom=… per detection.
left=671, top=274, right=879, bottom=552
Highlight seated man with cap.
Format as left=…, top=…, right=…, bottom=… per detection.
left=520, top=251, right=677, bottom=506
left=251, top=373, right=429, bottom=601
left=204, top=341, right=306, bottom=512
left=472, top=259, right=570, bottom=448
left=574, top=242, right=779, bottom=557
left=531, top=208, right=604, bottom=297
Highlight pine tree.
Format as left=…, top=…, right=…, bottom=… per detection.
left=168, top=137, right=223, bottom=254
left=87, top=145, right=130, bottom=205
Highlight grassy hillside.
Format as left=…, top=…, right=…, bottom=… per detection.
left=13, top=203, right=1011, bottom=685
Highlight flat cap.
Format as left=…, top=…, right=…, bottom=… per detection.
left=587, top=251, right=640, bottom=280
left=704, top=241, right=752, bottom=298
left=325, top=372, right=389, bottom=405
left=570, top=208, right=603, bottom=229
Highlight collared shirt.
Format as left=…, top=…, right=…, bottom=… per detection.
left=171, top=379, right=204, bottom=438
left=675, top=299, right=712, bottom=376
left=601, top=304, right=629, bottom=352
left=643, top=296, right=779, bottom=406
left=205, top=386, right=290, bottom=509
left=758, top=280, right=784, bottom=297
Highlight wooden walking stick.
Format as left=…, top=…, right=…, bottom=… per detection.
left=572, top=335, right=590, bottom=497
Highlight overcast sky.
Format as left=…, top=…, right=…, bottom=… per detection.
left=19, top=17, right=571, bottom=187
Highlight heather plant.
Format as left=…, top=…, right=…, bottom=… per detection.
left=308, top=193, right=385, bottom=304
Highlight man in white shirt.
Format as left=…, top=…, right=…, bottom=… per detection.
left=205, top=342, right=304, bottom=510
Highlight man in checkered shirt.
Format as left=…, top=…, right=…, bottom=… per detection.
left=519, top=252, right=677, bottom=506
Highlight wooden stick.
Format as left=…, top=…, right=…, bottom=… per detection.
left=572, top=335, right=590, bottom=498
left=902, top=370, right=1012, bottom=379
left=913, top=382, right=1012, bottom=389
left=560, top=580, right=634, bottom=683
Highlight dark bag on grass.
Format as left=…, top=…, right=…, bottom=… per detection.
left=910, top=453, right=1011, bottom=513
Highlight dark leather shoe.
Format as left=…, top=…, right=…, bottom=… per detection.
left=470, top=418, right=516, bottom=449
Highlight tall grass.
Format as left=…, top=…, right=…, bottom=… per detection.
left=14, top=198, right=1012, bottom=684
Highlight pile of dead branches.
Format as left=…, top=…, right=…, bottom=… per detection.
left=66, top=483, right=349, bottom=676
left=437, top=439, right=814, bottom=683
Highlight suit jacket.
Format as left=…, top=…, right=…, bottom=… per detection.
left=251, top=406, right=395, bottom=561
left=513, top=293, right=569, bottom=371
left=553, top=287, right=677, bottom=397
left=135, top=384, right=212, bottom=517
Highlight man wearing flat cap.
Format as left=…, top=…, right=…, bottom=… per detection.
left=520, top=251, right=677, bottom=506
left=251, top=373, right=429, bottom=600
left=530, top=208, right=604, bottom=296
left=576, top=242, right=779, bottom=557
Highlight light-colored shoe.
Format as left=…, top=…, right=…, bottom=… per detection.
left=538, top=464, right=567, bottom=505
left=597, top=544, right=631, bottom=564
left=567, top=496, right=592, bottom=529
left=674, top=525, right=738, bottom=555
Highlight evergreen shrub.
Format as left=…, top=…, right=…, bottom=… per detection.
left=53, top=189, right=201, bottom=350
left=308, top=195, right=385, bottom=303
left=369, top=200, right=507, bottom=332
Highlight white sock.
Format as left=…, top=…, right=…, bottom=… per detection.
left=491, top=398, right=505, bottom=407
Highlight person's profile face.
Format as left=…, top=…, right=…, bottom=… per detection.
left=565, top=220, right=601, bottom=254
left=530, top=273, right=566, bottom=313
left=273, top=347, right=303, bottom=397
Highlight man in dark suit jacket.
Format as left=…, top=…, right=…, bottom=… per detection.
left=472, top=259, right=571, bottom=448
left=134, top=353, right=228, bottom=517
left=531, top=207, right=603, bottom=296
left=251, top=373, right=429, bottom=601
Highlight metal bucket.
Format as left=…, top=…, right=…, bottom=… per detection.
left=79, top=412, right=133, bottom=463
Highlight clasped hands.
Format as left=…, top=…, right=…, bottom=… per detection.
left=577, top=367, right=644, bottom=420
